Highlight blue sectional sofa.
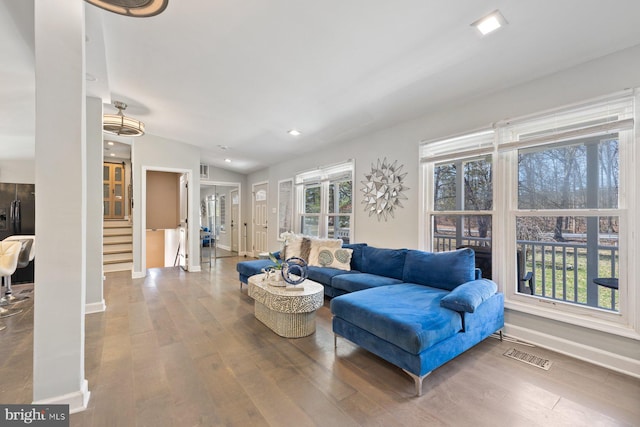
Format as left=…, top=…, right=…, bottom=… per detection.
left=236, top=244, right=504, bottom=396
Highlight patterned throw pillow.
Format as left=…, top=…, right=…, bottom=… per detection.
left=316, top=247, right=353, bottom=271
left=308, top=238, right=343, bottom=266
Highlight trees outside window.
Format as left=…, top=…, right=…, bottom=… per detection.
left=297, top=162, right=353, bottom=242
left=421, top=92, right=635, bottom=328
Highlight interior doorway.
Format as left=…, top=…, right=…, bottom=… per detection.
left=252, top=181, right=268, bottom=257
left=200, top=182, right=241, bottom=261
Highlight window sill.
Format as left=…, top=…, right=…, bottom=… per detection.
left=504, top=298, right=640, bottom=341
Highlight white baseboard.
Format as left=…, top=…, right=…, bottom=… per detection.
left=85, top=300, right=106, bottom=314
left=33, top=379, right=90, bottom=414
left=189, top=265, right=202, bottom=272
left=504, top=323, right=640, bottom=379
left=131, top=270, right=146, bottom=279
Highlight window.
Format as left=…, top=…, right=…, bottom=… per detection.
left=421, top=91, right=637, bottom=334
left=219, top=194, right=226, bottom=232
left=422, top=130, right=495, bottom=275
left=278, top=179, right=294, bottom=237
left=504, top=96, right=632, bottom=317
left=295, top=161, right=354, bottom=242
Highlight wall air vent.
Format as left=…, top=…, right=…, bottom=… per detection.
left=200, top=164, right=209, bottom=180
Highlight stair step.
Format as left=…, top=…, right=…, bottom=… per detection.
left=104, top=255, right=133, bottom=264
left=102, top=249, right=133, bottom=260
left=102, top=220, right=132, bottom=228
left=104, top=261, right=132, bottom=273
left=103, top=243, right=132, bottom=253
left=104, top=228, right=133, bottom=236
left=104, top=235, right=133, bottom=244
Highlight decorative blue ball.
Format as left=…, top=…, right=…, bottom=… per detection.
left=281, top=257, right=308, bottom=285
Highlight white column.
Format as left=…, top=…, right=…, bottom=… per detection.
left=86, top=96, right=105, bottom=313
left=33, top=0, right=90, bottom=412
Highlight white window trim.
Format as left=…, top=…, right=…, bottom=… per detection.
left=294, top=160, right=354, bottom=239
left=419, top=90, right=639, bottom=340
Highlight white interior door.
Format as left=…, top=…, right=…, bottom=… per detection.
left=231, top=189, right=239, bottom=252
left=253, top=183, right=268, bottom=256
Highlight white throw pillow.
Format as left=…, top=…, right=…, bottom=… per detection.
left=316, top=247, right=353, bottom=271
left=282, top=234, right=304, bottom=259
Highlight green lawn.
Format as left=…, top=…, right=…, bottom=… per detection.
left=525, top=247, right=618, bottom=311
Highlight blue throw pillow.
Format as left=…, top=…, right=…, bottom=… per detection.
left=440, top=279, right=497, bottom=313
left=403, top=248, right=476, bottom=291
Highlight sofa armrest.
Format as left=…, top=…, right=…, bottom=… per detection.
left=440, top=279, right=497, bottom=313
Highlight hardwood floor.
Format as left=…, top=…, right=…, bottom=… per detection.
left=1, top=257, right=639, bottom=426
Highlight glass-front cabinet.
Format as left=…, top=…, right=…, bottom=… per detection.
left=103, top=162, right=125, bottom=219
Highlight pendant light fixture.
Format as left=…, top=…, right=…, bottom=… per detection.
left=84, top=0, right=168, bottom=18
left=103, top=101, right=145, bottom=137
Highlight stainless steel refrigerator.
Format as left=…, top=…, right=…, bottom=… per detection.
left=0, top=182, right=35, bottom=283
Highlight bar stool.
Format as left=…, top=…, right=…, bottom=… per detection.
left=0, top=241, right=23, bottom=318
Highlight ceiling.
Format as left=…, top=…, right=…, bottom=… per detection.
left=2, top=1, right=640, bottom=173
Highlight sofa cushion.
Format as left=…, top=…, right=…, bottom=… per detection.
left=317, top=247, right=353, bottom=270
left=402, top=248, right=476, bottom=291
left=343, top=243, right=367, bottom=271
left=331, top=284, right=462, bottom=354
left=440, top=279, right=497, bottom=313
left=236, top=259, right=278, bottom=278
left=362, top=246, right=407, bottom=280
left=307, top=266, right=358, bottom=286
left=331, top=273, right=403, bottom=293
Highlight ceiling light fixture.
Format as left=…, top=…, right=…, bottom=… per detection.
left=288, top=129, right=302, bottom=136
left=103, top=101, right=145, bottom=137
left=84, top=0, right=168, bottom=18
left=224, top=158, right=232, bottom=163
left=472, top=10, right=507, bottom=36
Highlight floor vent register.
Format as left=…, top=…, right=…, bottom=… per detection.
left=503, top=347, right=552, bottom=370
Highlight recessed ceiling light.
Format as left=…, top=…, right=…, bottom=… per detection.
left=224, top=158, right=232, bottom=163
left=288, top=129, right=301, bottom=136
left=110, top=153, right=116, bottom=157
left=107, top=141, right=114, bottom=146
left=472, top=10, right=507, bottom=36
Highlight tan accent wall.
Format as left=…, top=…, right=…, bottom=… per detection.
left=146, top=171, right=180, bottom=229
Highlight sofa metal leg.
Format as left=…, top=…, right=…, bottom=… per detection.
left=499, top=330, right=504, bottom=341
left=334, top=334, right=337, bottom=349
left=403, top=370, right=431, bottom=397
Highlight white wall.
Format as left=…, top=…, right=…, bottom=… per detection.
left=0, top=159, right=35, bottom=183
left=131, top=134, right=201, bottom=275
left=245, top=44, right=640, bottom=372
left=85, top=96, right=104, bottom=313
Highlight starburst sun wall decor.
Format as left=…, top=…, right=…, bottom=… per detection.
left=360, top=158, right=409, bottom=221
